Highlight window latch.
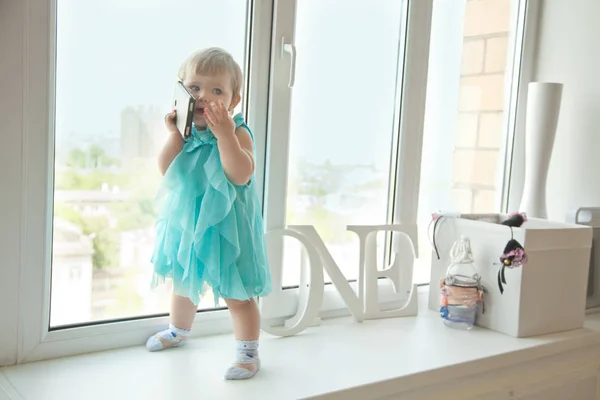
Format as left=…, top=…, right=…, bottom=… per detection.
left=281, top=37, right=296, bottom=88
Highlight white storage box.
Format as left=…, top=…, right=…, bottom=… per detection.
left=427, top=214, right=592, bottom=338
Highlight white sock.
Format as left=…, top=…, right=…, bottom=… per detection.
left=145, top=324, right=190, bottom=352
left=224, top=340, right=260, bottom=380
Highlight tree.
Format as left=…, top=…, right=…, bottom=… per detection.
left=65, top=146, right=121, bottom=171
left=85, top=216, right=119, bottom=270
left=54, top=202, right=84, bottom=226
left=111, top=196, right=158, bottom=232
left=287, top=158, right=348, bottom=243
left=54, top=203, right=119, bottom=270
left=111, top=159, right=161, bottom=231
left=100, top=154, right=121, bottom=168
left=54, top=145, right=162, bottom=271
left=55, top=169, right=125, bottom=190
left=88, top=145, right=104, bottom=169
left=66, top=148, right=88, bottom=169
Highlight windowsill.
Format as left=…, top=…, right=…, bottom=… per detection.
left=2, top=288, right=600, bottom=400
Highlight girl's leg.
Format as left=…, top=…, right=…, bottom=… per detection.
left=146, top=294, right=197, bottom=351
left=223, top=298, right=261, bottom=380
left=170, top=293, right=198, bottom=330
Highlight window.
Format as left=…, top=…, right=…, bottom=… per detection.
left=8, top=0, right=272, bottom=363
left=260, top=0, right=432, bottom=321
left=280, top=0, right=407, bottom=287
left=1, top=0, right=535, bottom=365
left=50, top=0, right=250, bottom=327
left=413, top=0, right=528, bottom=284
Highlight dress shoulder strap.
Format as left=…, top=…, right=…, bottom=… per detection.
left=233, top=113, right=254, bottom=142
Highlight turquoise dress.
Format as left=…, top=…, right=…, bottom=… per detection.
left=151, top=113, right=272, bottom=305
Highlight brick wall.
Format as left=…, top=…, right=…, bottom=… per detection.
left=451, top=0, right=511, bottom=213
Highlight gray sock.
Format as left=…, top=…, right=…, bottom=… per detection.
left=224, top=340, right=260, bottom=380
left=145, top=324, right=190, bottom=352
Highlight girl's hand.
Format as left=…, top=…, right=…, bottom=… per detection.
left=205, top=101, right=235, bottom=139
left=164, top=109, right=181, bottom=137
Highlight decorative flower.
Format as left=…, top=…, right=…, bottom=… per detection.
left=499, top=239, right=528, bottom=268
left=507, top=211, right=528, bottom=223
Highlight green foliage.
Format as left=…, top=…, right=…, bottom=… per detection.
left=85, top=216, right=119, bottom=270
left=287, top=158, right=388, bottom=244
left=66, top=148, right=88, bottom=169
left=56, top=147, right=385, bottom=267
left=287, top=158, right=348, bottom=243
left=54, top=202, right=84, bottom=226
left=111, top=197, right=158, bottom=232
left=55, top=169, right=126, bottom=190
left=287, top=203, right=346, bottom=243
left=111, top=159, right=162, bottom=231
left=54, top=203, right=119, bottom=270
left=104, top=269, right=146, bottom=317
left=54, top=147, right=161, bottom=269
left=65, top=146, right=120, bottom=170
left=87, top=145, right=104, bottom=169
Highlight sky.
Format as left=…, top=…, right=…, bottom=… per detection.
left=50, top=0, right=506, bottom=306
left=55, top=0, right=405, bottom=171
left=55, top=0, right=500, bottom=224
left=51, top=0, right=414, bottom=317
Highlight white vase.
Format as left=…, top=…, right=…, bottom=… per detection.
left=519, top=82, right=563, bottom=219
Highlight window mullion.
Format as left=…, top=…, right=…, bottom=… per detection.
left=392, top=0, right=434, bottom=235
left=260, top=0, right=298, bottom=319
left=505, top=0, right=540, bottom=212
left=245, top=0, right=275, bottom=207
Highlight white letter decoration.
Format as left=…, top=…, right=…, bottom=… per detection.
left=261, top=224, right=419, bottom=337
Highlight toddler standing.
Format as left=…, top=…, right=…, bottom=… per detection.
left=146, top=47, right=272, bottom=381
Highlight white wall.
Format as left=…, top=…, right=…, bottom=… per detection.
left=0, top=1, right=24, bottom=366
left=509, top=0, right=600, bottom=221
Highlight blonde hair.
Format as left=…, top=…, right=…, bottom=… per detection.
left=178, top=48, right=243, bottom=98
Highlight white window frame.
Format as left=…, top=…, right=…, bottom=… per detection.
left=0, top=0, right=27, bottom=368
left=505, top=0, right=542, bottom=211
left=1, top=0, right=274, bottom=365
left=261, top=0, right=534, bottom=321
left=0, top=0, right=538, bottom=367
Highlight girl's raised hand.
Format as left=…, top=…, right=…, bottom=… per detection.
left=205, top=101, right=235, bottom=139
left=164, top=109, right=180, bottom=137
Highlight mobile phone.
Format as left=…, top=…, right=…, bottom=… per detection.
left=173, top=81, right=196, bottom=139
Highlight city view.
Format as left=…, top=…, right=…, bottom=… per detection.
left=49, top=0, right=249, bottom=326
left=52, top=105, right=172, bottom=326
left=49, top=0, right=407, bottom=327
left=50, top=0, right=514, bottom=328
left=50, top=102, right=392, bottom=326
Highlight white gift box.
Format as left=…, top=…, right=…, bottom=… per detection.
left=427, top=214, right=593, bottom=337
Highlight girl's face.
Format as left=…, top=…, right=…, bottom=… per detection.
left=183, top=72, right=240, bottom=129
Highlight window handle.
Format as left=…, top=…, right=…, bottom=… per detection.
left=281, top=37, right=296, bottom=88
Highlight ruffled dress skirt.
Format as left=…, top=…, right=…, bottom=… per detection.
left=150, top=114, right=272, bottom=305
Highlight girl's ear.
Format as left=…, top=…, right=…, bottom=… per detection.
left=229, top=94, right=241, bottom=112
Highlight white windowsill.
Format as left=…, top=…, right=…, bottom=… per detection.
left=2, top=288, right=600, bottom=400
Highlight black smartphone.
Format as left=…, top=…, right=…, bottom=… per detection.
left=173, top=81, right=196, bottom=139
